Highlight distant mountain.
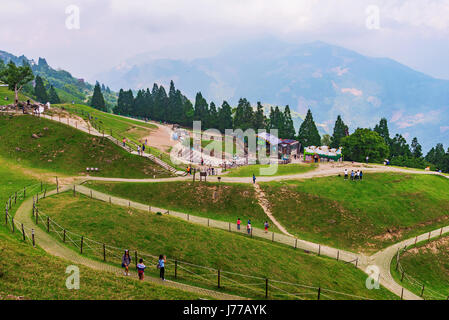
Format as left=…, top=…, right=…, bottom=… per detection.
left=0, top=50, right=117, bottom=108
left=96, top=39, right=449, bottom=151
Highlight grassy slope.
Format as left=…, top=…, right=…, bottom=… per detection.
left=0, top=87, right=30, bottom=106
left=0, top=158, right=199, bottom=300
left=84, top=180, right=276, bottom=231
left=225, top=163, right=317, bottom=178
left=0, top=115, right=172, bottom=178
left=391, top=236, right=449, bottom=299
left=54, top=103, right=157, bottom=141
left=36, top=192, right=396, bottom=300
left=261, top=173, right=449, bottom=253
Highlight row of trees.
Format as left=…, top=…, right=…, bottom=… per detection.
left=113, top=81, right=298, bottom=139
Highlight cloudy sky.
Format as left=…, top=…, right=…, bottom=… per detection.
left=1, top=0, right=449, bottom=82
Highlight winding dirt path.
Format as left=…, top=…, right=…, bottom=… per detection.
left=13, top=186, right=244, bottom=300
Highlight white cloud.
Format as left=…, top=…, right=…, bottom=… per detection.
left=392, top=110, right=441, bottom=129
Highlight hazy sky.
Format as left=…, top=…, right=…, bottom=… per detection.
left=1, top=0, right=448, bottom=82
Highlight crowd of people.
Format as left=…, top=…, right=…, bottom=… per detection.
left=343, top=169, right=364, bottom=181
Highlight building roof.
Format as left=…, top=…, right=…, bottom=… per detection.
left=257, top=132, right=281, bottom=145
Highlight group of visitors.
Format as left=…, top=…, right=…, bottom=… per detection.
left=137, top=143, right=146, bottom=156
left=344, top=169, right=363, bottom=181
left=122, top=250, right=166, bottom=281
left=236, top=218, right=269, bottom=234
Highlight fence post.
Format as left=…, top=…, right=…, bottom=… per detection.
left=317, top=287, right=321, bottom=300
left=421, top=285, right=425, bottom=297
left=337, top=251, right=340, bottom=261
left=56, top=177, right=59, bottom=193
left=11, top=217, right=14, bottom=233
left=175, top=260, right=178, bottom=279
left=22, top=223, right=25, bottom=241
left=318, top=244, right=321, bottom=256
left=24, top=187, right=26, bottom=198
left=103, top=244, right=106, bottom=262
left=428, top=231, right=431, bottom=241
left=44, top=188, right=46, bottom=198
left=440, top=228, right=444, bottom=237
left=4, top=209, right=7, bottom=225
left=295, top=238, right=297, bottom=249
left=47, top=216, right=50, bottom=232
left=401, top=288, right=404, bottom=300
left=135, top=251, right=138, bottom=267
left=228, top=222, right=231, bottom=232
left=63, top=229, right=66, bottom=243
left=218, top=269, right=221, bottom=288
left=272, top=232, right=274, bottom=242
left=90, top=190, right=93, bottom=199
left=415, top=236, right=418, bottom=246
left=265, top=278, right=268, bottom=299
left=73, top=185, right=76, bottom=196
left=80, top=236, right=84, bottom=254
left=187, top=214, right=190, bottom=221
left=32, top=229, right=35, bottom=247
left=14, top=192, right=17, bottom=204
left=208, top=219, right=210, bottom=227
left=35, top=208, right=39, bottom=225
left=41, top=181, right=43, bottom=192
left=36, top=193, right=39, bottom=204
left=355, top=258, right=358, bottom=268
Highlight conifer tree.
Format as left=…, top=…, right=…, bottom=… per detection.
left=218, top=101, right=233, bottom=133
left=330, top=115, right=348, bottom=148
left=34, top=75, right=48, bottom=103
left=297, top=109, right=321, bottom=148
left=91, top=81, right=106, bottom=111
left=283, top=105, right=296, bottom=139
left=48, top=85, right=60, bottom=104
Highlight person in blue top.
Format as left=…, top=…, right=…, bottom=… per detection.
left=360, top=171, right=363, bottom=181
left=137, top=258, right=146, bottom=280
left=158, top=255, right=166, bottom=281
left=252, top=173, right=256, bottom=184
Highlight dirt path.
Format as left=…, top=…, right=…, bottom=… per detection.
left=253, top=183, right=294, bottom=237
left=141, top=122, right=177, bottom=153
left=13, top=186, right=244, bottom=300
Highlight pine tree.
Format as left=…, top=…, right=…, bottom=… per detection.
left=283, top=105, right=296, bottom=139
left=91, top=81, right=106, bottom=111
left=411, top=137, right=423, bottom=158
left=330, top=115, right=348, bottom=148
left=253, top=102, right=266, bottom=131
left=374, top=118, right=390, bottom=145
left=208, top=102, right=219, bottom=129
left=218, top=101, right=233, bottom=133
left=297, top=109, right=321, bottom=148
left=193, top=92, right=209, bottom=127
left=34, top=75, right=48, bottom=103
left=48, top=85, right=60, bottom=104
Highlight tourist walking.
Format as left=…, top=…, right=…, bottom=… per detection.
left=350, top=170, right=355, bottom=181
left=237, top=218, right=241, bottom=230
left=252, top=173, right=256, bottom=184
left=137, top=145, right=141, bottom=156
left=121, top=250, right=131, bottom=276
left=360, top=171, right=363, bottom=181
left=247, top=220, right=252, bottom=235
left=355, top=170, right=360, bottom=181
left=264, top=221, right=269, bottom=233
left=137, top=258, right=146, bottom=280
left=122, top=137, right=126, bottom=147
left=158, top=255, right=166, bottom=280
left=344, top=169, right=348, bottom=180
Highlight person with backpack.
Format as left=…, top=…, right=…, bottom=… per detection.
left=137, top=258, right=146, bottom=280
left=158, top=255, right=166, bottom=281
left=121, top=250, right=131, bottom=276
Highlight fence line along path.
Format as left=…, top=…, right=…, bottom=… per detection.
left=72, top=184, right=363, bottom=267
left=13, top=185, right=244, bottom=300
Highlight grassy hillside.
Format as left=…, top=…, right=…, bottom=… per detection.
left=225, top=163, right=317, bottom=178
left=0, top=159, right=199, bottom=300
left=84, top=180, right=274, bottom=230
left=391, top=236, right=449, bottom=300
left=36, top=192, right=396, bottom=300
left=261, top=173, right=449, bottom=253
left=53, top=103, right=156, bottom=142
left=0, top=87, right=31, bottom=106
left=0, top=115, right=172, bottom=178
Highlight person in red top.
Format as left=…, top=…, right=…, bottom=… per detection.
left=237, top=218, right=241, bottom=230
